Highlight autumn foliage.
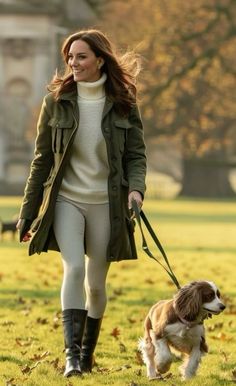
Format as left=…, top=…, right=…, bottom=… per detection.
left=102, top=0, right=236, bottom=196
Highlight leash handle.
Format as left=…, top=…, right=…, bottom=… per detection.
left=132, top=200, right=181, bottom=290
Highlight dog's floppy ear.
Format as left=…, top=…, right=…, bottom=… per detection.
left=174, top=282, right=202, bottom=321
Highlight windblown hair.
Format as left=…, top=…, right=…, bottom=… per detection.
left=48, top=29, right=141, bottom=115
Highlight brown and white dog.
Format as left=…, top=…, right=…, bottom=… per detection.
left=139, top=281, right=225, bottom=380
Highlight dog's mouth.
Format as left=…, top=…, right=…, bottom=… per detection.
left=203, top=307, right=221, bottom=315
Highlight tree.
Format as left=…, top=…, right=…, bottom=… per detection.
left=102, top=0, right=236, bottom=197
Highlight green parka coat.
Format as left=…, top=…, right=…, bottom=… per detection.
left=19, top=89, right=146, bottom=262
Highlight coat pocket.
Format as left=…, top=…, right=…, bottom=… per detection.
left=48, top=117, right=75, bottom=153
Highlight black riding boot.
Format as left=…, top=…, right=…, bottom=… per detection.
left=62, top=309, right=87, bottom=377
left=80, top=316, right=102, bottom=372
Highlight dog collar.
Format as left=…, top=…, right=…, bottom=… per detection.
left=177, top=311, right=211, bottom=328
left=177, top=315, right=201, bottom=328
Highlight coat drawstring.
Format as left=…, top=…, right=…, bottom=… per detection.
left=53, top=128, right=57, bottom=153
left=59, top=129, right=64, bottom=154
left=53, top=127, right=64, bottom=154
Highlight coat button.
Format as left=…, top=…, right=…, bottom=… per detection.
left=112, top=186, right=117, bottom=191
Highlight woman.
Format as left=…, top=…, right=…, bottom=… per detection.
left=17, top=29, right=146, bottom=378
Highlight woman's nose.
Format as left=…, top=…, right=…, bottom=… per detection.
left=70, top=57, right=78, bottom=66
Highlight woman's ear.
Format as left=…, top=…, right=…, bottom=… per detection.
left=97, top=58, right=105, bottom=69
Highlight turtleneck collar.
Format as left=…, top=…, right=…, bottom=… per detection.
left=77, top=72, right=107, bottom=100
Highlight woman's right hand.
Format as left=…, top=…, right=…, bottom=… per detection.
left=16, top=219, right=32, bottom=242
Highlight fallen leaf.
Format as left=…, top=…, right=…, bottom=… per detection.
left=16, top=338, right=33, bottom=347
left=110, top=364, right=131, bottom=372
left=96, top=367, right=110, bottom=373
left=21, top=308, right=31, bottom=316
left=30, top=351, right=50, bottom=361
left=145, top=278, right=155, bottom=284
left=36, top=317, right=48, bottom=325
left=207, top=322, right=224, bottom=331
left=232, top=368, right=236, bottom=381
left=52, top=315, right=60, bottom=329
left=49, top=357, right=64, bottom=374
left=211, top=332, right=232, bottom=341
left=127, top=317, right=137, bottom=324
left=110, top=327, right=120, bottom=339
left=6, top=378, right=17, bottom=386
left=135, top=349, right=143, bottom=365
left=113, top=288, right=123, bottom=296
left=119, top=342, right=127, bottom=353
left=20, top=364, right=31, bottom=374
left=228, top=320, right=234, bottom=328
left=43, top=299, right=51, bottom=305
left=1, top=320, right=15, bottom=326
left=17, top=296, right=26, bottom=304
left=220, top=350, right=229, bottom=362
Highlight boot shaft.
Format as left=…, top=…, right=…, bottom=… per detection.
left=80, top=316, right=102, bottom=372
left=82, top=316, right=102, bottom=353
left=62, top=309, right=87, bottom=377
left=62, top=309, right=87, bottom=350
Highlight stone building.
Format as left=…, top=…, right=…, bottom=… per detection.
left=0, top=0, right=101, bottom=194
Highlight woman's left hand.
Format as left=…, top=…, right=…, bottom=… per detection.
left=128, top=190, right=143, bottom=210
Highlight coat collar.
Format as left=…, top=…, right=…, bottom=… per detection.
left=58, top=89, right=77, bottom=101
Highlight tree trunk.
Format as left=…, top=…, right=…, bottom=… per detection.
left=180, top=158, right=236, bottom=197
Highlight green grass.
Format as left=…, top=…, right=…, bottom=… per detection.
left=0, top=197, right=235, bottom=386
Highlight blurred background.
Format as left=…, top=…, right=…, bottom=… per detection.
left=0, top=0, right=235, bottom=199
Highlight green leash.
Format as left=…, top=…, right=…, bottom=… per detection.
left=132, top=200, right=181, bottom=290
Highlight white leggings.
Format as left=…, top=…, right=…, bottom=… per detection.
left=53, top=196, right=110, bottom=318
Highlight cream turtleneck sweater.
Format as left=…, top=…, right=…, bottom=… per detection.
left=59, top=73, right=109, bottom=203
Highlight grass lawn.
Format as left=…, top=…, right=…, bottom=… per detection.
left=0, top=197, right=235, bottom=386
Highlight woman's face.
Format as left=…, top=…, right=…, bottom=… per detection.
left=68, top=39, right=103, bottom=82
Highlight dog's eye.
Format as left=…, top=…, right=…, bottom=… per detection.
left=203, top=292, right=215, bottom=302
left=216, top=290, right=221, bottom=298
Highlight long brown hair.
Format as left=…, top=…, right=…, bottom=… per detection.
left=48, top=29, right=141, bottom=114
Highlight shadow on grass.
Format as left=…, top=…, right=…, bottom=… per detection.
left=0, top=354, right=24, bottom=365
left=0, top=288, right=59, bottom=308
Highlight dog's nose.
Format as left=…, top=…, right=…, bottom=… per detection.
left=219, top=304, right=226, bottom=311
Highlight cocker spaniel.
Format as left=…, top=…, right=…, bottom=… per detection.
left=139, top=281, right=225, bottom=380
